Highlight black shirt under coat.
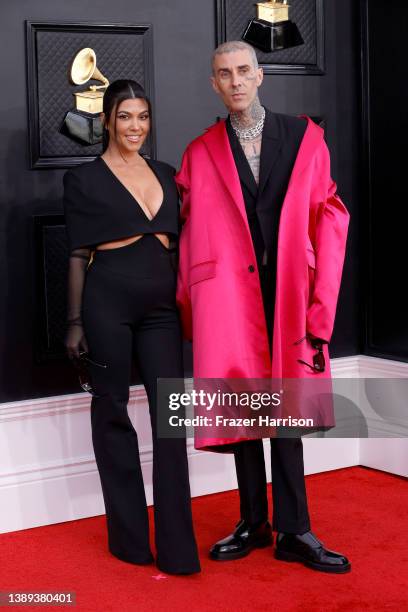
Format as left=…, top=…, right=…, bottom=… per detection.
left=226, top=108, right=307, bottom=344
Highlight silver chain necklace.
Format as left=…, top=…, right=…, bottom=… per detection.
left=230, top=107, right=266, bottom=140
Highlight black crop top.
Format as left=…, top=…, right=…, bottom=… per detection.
left=63, top=157, right=179, bottom=251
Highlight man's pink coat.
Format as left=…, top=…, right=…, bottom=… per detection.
left=176, top=117, right=350, bottom=448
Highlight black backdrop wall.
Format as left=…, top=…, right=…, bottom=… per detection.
left=361, top=1, right=408, bottom=361
left=0, top=0, right=361, bottom=403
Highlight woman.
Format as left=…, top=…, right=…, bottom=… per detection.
left=63, top=80, right=200, bottom=575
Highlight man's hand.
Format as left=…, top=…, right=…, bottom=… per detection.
left=307, top=333, right=328, bottom=346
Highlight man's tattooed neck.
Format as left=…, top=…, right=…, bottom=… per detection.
left=230, top=97, right=264, bottom=130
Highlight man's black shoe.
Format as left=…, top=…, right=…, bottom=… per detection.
left=210, top=520, right=273, bottom=561
left=275, top=531, right=351, bottom=573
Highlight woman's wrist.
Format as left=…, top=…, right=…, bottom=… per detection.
left=67, top=316, right=83, bottom=326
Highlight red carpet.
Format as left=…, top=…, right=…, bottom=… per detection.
left=1, top=466, right=407, bottom=611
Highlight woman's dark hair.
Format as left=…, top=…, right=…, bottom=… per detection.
left=101, top=79, right=152, bottom=153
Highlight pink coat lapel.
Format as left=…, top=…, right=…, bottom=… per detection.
left=201, top=121, right=249, bottom=230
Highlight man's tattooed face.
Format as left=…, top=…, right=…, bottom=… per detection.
left=211, top=49, right=263, bottom=114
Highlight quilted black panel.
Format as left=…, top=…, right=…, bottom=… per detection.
left=36, top=29, right=147, bottom=157
left=221, top=0, right=319, bottom=65
left=42, top=225, right=69, bottom=350
left=35, top=217, right=70, bottom=360
left=28, top=23, right=154, bottom=166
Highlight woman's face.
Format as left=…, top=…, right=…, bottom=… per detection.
left=103, top=97, right=150, bottom=154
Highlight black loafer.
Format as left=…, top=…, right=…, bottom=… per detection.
left=275, top=531, right=351, bottom=573
left=210, top=519, right=273, bottom=561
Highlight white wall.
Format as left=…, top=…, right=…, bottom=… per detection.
left=0, top=356, right=406, bottom=534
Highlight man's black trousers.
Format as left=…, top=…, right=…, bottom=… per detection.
left=233, top=262, right=311, bottom=534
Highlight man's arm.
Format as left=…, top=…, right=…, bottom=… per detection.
left=306, top=139, right=350, bottom=344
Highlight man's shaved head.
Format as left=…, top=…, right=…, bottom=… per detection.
left=211, top=40, right=259, bottom=74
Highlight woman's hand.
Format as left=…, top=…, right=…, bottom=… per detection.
left=66, top=322, right=89, bottom=360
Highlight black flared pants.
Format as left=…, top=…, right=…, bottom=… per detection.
left=82, top=235, right=200, bottom=574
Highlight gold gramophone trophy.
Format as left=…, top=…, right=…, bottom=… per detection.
left=243, top=1, right=304, bottom=53
left=61, top=48, right=109, bottom=146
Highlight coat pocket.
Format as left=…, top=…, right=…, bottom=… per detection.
left=189, top=260, right=217, bottom=286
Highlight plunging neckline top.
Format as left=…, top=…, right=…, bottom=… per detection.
left=98, top=156, right=165, bottom=223
left=63, top=156, right=180, bottom=252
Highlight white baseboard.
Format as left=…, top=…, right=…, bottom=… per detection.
left=0, top=355, right=406, bottom=534
left=336, top=355, right=408, bottom=478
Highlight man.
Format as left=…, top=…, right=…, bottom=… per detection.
left=176, top=41, right=350, bottom=573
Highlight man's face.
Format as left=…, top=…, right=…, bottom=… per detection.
left=211, top=49, right=263, bottom=112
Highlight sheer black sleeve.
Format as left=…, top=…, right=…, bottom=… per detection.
left=63, top=169, right=91, bottom=359
left=65, top=248, right=90, bottom=359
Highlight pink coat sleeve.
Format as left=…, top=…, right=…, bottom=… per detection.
left=175, top=148, right=193, bottom=341
left=306, top=139, right=350, bottom=343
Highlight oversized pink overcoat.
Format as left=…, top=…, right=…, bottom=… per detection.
left=176, top=116, right=350, bottom=450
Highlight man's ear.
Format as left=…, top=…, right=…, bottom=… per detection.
left=211, top=76, right=220, bottom=95
left=257, top=67, right=264, bottom=88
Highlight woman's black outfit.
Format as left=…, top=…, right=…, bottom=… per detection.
left=63, top=157, right=200, bottom=574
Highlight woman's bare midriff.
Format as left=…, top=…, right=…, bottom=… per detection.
left=96, top=233, right=170, bottom=250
